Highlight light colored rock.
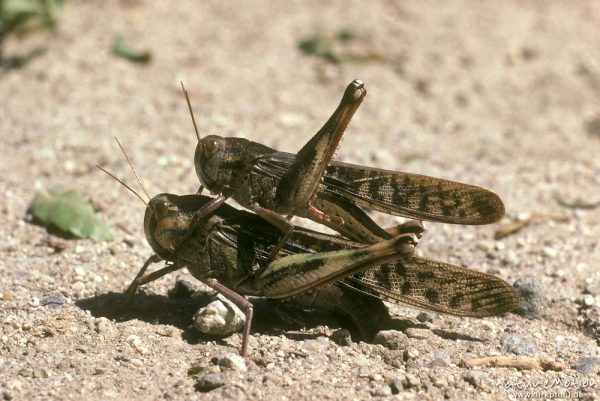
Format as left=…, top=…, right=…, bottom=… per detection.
left=215, top=352, right=247, bottom=372
left=193, top=297, right=245, bottom=336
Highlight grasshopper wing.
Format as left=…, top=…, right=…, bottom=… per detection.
left=340, top=257, right=519, bottom=317
left=323, top=161, right=505, bottom=224
left=257, top=153, right=504, bottom=225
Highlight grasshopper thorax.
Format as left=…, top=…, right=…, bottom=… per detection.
left=194, top=135, right=249, bottom=194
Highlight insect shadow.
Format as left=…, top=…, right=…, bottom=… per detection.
left=74, top=289, right=425, bottom=345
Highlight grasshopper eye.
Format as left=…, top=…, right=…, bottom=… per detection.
left=154, top=201, right=170, bottom=220
left=203, top=139, right=219, bottom=157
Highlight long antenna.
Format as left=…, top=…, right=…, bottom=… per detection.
left=114, top=137, right=151, bottom=201
left=180, top=81, right=201, bottom=142
left=96, top=165, right=148, bottom=207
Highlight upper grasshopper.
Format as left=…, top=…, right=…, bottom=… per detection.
left=98, top=142, right=518, bottom=356
left=186, top=80, right=505, bottom=258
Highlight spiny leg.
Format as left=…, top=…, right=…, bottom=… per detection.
left=205, top=279, right=253, bottom=357
left=125, top=258, right=183, bottom=304
left=275, top=80, right=366, bottom=211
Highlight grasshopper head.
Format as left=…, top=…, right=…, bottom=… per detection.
left=194, top=135, right=245, bottom=193
left=144, top=194, right=190, bottom=257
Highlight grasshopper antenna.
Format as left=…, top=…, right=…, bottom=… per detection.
left=180, top=81, right=201, bottom=142
left=96, top=165, right=148, bottom=207
left=114, top=137, right=152, bottom=202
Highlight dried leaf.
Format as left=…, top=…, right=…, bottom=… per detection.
left=28, top=189, right=114, bottom=241
left=494, top=220, right=531, bottom=239
left=495, top=214, right=569, bottom=240
left=555, top=194, right=600, bottom=210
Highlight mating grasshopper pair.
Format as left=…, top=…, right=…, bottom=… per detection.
left=100, top=80, right=518, bottom=356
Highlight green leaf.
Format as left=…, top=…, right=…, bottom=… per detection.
left=28, top=190, right=114, bottom=241
left=298, top=35, right=338, bottom=64
left=112, top=36, right=151, bottom=64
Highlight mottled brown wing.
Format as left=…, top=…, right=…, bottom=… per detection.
left=340, top=256, right=519, bottom=317
left=324, top=161, right=505, bottom=225
left=258, top=153, right=505, bottom=225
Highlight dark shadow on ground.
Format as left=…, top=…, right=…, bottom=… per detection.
left=75, top=290, right=364, bottom=344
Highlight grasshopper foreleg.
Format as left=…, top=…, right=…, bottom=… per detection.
left=186, top=194, right=228, bottom=238
left=125, top=258, right=184, bottom=304
left=204, top=278, right=254, bottom=357
left=124, top=254, right=162, bottom=303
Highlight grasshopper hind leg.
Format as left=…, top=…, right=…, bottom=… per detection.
left=204, top=278, right=254, bottom=357
left=250, top=203, right=294, bottom=264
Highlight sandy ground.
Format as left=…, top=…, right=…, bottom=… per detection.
left=2, top=0, right=600, bottom=400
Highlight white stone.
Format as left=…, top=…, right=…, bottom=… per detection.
left=193, top=297, right=245, bottom=336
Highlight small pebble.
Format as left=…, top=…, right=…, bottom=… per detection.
left=416, top=312, right=438, bottom=323
left=403, top=373, right=421, bottom=389
left=500, top=334, right=537, bottom=356
left=329, top=329, right=352, bottom=346
left=71, top=282, right=85, bottom=293
left=370, top=373, right=384, bottom=382
left=95, top=317, right=111, bottom=335
left=302, top=338, right=330, bottom=352
left=428, top=357, right=447, bottom=368
left=39, top=295, right=65, bottom=310
left=463, top=371, right=485, bottom=388
left=572, top=357, right=600, bottom=375
left=131, top=358, right=144, bottom=367
left=195, top=374, right=225, bottom=392
left=126, top=335, right=149, bottom=355
left=370, top=385, right=392, bottom=397
left=542, top=246, right=558, bottom=258
left=404, top=348, right=420, bottom=360
left=581, top=294, right=595, bottom=308
left=212, top=353, right=247, bottom=372
left=32, top=368, right=48, bottom=379
left=193, top=298, right=244, bottom=336
left=512, top=279, right=547, bottom=318
left=373, top=330, right=409, bottom=350
left=404, top=328, right=432, bottom=339
left=354, top=355, right=369, bottom=367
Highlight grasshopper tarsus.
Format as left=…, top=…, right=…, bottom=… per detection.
left=384, top=220, right=426, bottom=239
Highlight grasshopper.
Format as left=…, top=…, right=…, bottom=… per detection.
left=98, top=142, right=518, bottom=356
left=185, top=80, right=505, bottom=258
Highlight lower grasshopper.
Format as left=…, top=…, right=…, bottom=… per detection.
left=184, top=80, right=505, bottom=259
left=98, top=145, right=519, bottom=356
